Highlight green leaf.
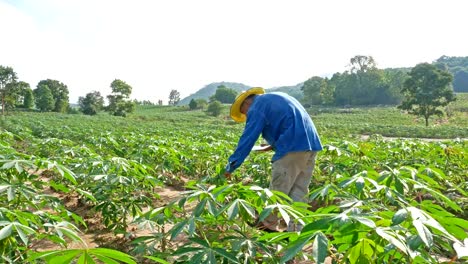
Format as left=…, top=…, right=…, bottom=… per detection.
left=278, top=206, right=291, bottom=227
left=144, top=256, right=170, bottom=264
left=193, top=198, right=207, bottom=217
left=312, top=232, right=328, bottom=264
left=0, top=185, right=9, bottom=193
left=353, top=216, right=376, bottom=229
left=356, top=176, right=365, bottom=193
left=302, top=217, right=334, bottom=233
left=7, top=186, right=15, bottom=201
left=54, top=163, right=78, bottom=184
left=238, top=199, right=256, bottom=219
left=28, top=250, right=65, bottom=262
left=258, top=207, right=274, bottom=222
left=91, top=248, right=136, bottom=264
left=173, top=246, right=203, bottom=255
left=93, top=255, right=119, bottom=264
left=58, top=225, right=84, bottom=244
left=187, top=217, right=196, bottom=236
left=375, top=227, right=409, bottom=255
left=413, top=219, right=433, bottom=247
left=77, top=251, right=96, bottom=264
left=0, top=224, right=13, bottom=240
left=392, top=209, right=408, bottom=225
left=14, top=224, right=29, bottom=245
left=189, top=237, right=210, bottom=248
left=47, top=250, right=81, bottom=264
left=280, top=234, right=313, bottom=263
left=76, top=188, right=97, bottom=202
left=227, top=200, right=239, bottom=221
left=348, top=238, right=375, bottom=264
left=170, top=221, right=187, bottom=241
left=49, top=180, right=70, bottom=193
left=212, top=247, right=239, bottom=262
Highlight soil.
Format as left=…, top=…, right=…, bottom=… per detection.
left=32, top=174, right=187, bottom=253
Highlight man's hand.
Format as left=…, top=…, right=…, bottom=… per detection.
left=259, top=144, right=273, bottom=152
left=224, top=171, right=232, bottom=180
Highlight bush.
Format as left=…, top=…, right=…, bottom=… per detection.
left=206, top=100, right=222, bottom=117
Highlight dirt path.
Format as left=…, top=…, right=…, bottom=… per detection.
left=33, top=183, right=186, bottom=251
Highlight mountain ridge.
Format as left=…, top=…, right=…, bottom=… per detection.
left=178, top=81, right=304, bottom=105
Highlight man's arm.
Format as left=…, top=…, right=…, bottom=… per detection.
left=225, top=110, right=266, bottom=175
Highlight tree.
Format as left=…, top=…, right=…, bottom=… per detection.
left=330, top=72, right=357, bottom=106
left=168, top=90, right=180, bottom=105
left=189, top=98, right=198, bottom=110
left=349, top=55, right=377, bottom=73
left=398, top=63, right=455, bottom=126
left=195, top=99, right=208, bottom=109
left=207, top=100, right=222, bottom=117
left=37, top=79, right=69, bottom=113
left=302, top=76, right=326, bottom=105
left=158, top=100, right=163, bottom=106
left=13, top=81, right=33, bottom=109
left=348, top=55, right=383, bottom=105
left=79, top=91, right=104, bottom=115
left=329, top=55, right=394, bottom=106
left=0, top=66, right=18, bottom=115
left=211, top=85, right=237, bottom=104
left=22, top=87, right=34, bottom=109
left=106, top=79, right=135, bottom=117
left=453, top=70, right=468, bottom=92
left=34, top=84, right=55, bottom=112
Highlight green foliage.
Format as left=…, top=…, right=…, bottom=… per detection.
left=207, top=100, right=222, bottom=117
left=78, top=91, right=104, bottom=115
left=30, top=248, right=136, bottom=264
left=0, top=66, right=18, bottom=115
left=195, top=99, right=207, bottom=109
left=0, top=103, right=466, bottom=263
left=17, top=82, right=34, bottom=109
left=434, top=55, right=468, bottom=92
left=210, top=85, right=237, bottom=104
left=36, top=79, right=69, bottom=113
left=302, top=76, right=328, bottom=106
left=34, top=84, right=55, bottom=112
left=304, top=56, right=406, bottom=107
left=168, top=89, right=181, bottom=106
left=107, top=79, right=135, bottom=117
left=453, top=70, right=468, bottom=92
left=399, top=63, right=456, bottom=126
left=188, top=98, right=197, bottom=110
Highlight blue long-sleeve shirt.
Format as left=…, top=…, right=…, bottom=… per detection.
left=226, top=92, right=322, bottom=173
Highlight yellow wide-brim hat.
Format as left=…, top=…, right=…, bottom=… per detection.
left=230, top=87, right=265, bottom=122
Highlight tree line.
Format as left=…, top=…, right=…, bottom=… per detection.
left=0, top=65, right=184, bottom=117
left=300, top=55, right=463, bottom=108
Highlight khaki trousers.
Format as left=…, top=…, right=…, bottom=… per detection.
left=264, top=151, right=317, bottom=231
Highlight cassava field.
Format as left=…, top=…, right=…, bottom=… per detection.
left=0, top=94, right=467, bottom=263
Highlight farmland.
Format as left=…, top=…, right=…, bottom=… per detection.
left=0, top=95, right=467, bottom=263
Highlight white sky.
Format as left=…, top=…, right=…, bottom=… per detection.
left=1, top=0, right=467, bottom=104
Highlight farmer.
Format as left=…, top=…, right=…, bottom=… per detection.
left=224, top=87, right=322, bottom=232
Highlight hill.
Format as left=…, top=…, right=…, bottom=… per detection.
left=178, top=82, right=251, bottom=105
left=268, top=83, right=304, bottom=100
left=178, top=82, right=304, bottom=105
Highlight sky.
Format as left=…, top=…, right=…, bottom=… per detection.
left=1, top=0, right=467, bottom=104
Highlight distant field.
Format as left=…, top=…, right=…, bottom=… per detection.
left=308, top=93, right=468, bottom=139
left=132, top=93, right=468, bottom=139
